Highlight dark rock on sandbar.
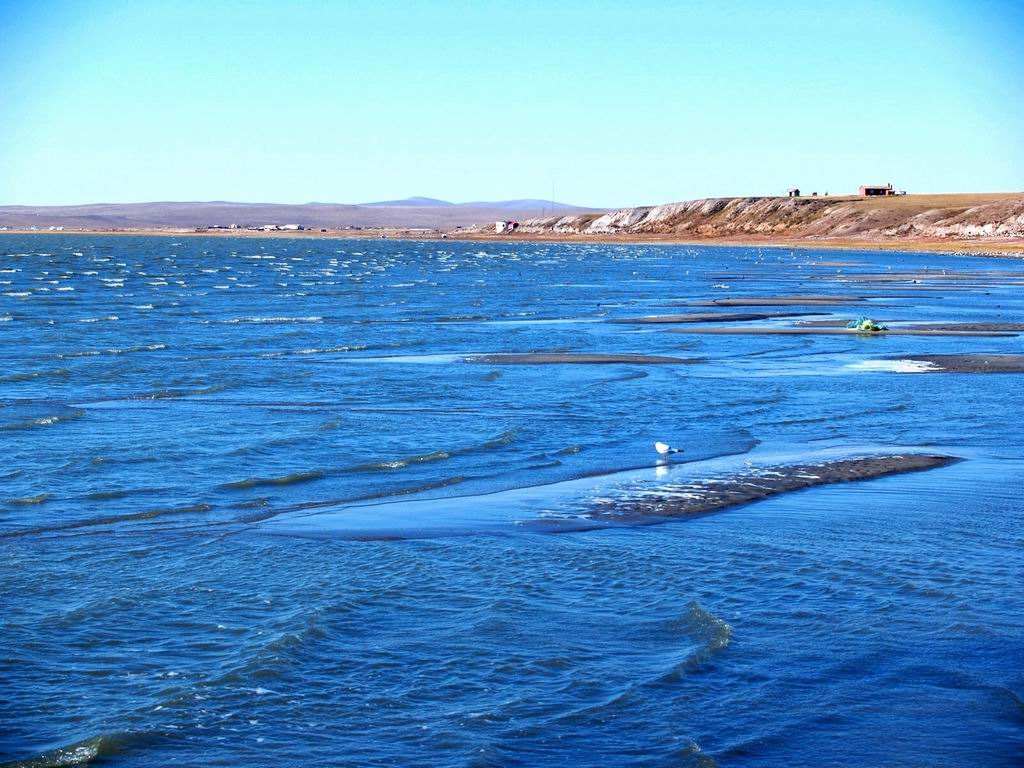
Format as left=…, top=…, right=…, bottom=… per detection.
left=594, top=454, right=958, bottom=523
left=903, top=354, right=1024, bottom=373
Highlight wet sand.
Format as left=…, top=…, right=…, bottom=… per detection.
left=594, top=454, right=958, bottom=523
left=902, top=354, right=1024, bottom=373
left=466, top=353, right=697, bottom=365
left=691, top=296, right=869, bottom=307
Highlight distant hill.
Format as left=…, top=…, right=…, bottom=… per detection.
left=361, top=197, right=454, bottom=208
left=460, top=199, right=584, bottom=212
left=0, top=198, right=602, bottom=230
left=360, top=197, right=584, bottom=211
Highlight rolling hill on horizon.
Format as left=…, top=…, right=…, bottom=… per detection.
left=0, top=198, right=602, bottom=230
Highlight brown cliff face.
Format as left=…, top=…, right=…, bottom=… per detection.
left=503, top=193, right=1024, bottom=242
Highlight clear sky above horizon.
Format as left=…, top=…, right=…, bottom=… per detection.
left=1, top=0, right=1022, bottom=207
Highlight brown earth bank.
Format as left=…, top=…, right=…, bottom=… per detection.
left=460, top=193, right=1024, bottom=243
left=588, top=454, right=959, bottom=524
left=449, top=193, right=1024, bottom=257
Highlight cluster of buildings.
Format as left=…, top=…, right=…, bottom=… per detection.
left=203, top=223, right=306, bottom=232
left=858, top=183, right=901, bottom=197
left=786, top=183, right=906, bottom=198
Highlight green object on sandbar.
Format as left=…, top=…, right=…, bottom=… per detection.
left=846, top=316, right=888, bottom=333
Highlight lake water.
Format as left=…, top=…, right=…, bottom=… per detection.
left=1, top=235, right=1022, bottom=767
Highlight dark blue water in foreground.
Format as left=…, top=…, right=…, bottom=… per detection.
left=1, top=235, right=1023, bottom=767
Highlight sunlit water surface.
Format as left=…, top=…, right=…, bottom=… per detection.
left=2, top=236, right=1022, bottom=767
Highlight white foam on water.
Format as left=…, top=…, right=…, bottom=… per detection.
left=847, top=359, right=942, bottom=374
left=79, top=315, right=120, bottom=323
left=223, top=316, right=323, bottom=324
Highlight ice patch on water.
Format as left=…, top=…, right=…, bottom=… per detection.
left=224, top=316, right=323, bottom=324
left=848, top=359, right=941, bottom=374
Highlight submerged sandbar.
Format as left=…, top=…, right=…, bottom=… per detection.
left=466, top=353, right=697, bottom=365
left=668, top=326, right=1017, bottom=337
left=611, top=311, right=820, bottom=324
left=797, top=320, right=1024, bottom=332
left=691, top=295, right=869, bottom=307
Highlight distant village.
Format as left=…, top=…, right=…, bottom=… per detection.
left=202, top=223, right=316, bottom=232
left=786, top=182, right=906, bottom=198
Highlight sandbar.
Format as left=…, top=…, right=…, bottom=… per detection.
left=902, top=354, right=1024, bottom=373
left=668, top=327, right=1017, bottom=337
left=611, top=311, right=820, bottom=324
left=691, top=296, right=869, bottom=307
left=594, top=454, right=958, bottom=523
left=465, top=353, right=697, bottom=365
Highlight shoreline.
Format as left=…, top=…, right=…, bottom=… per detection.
left=2, top=227, right=1022, bottom=258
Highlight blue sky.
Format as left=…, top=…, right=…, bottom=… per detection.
left=1, top=0, right=1022, bottom=206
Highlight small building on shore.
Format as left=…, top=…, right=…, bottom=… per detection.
left=787, top=188, right=800, bottom=198
left=859, top=183, right=896, bottom=197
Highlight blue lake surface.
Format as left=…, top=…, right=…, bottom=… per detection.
left=1, top=235, right=1023, bottom=767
